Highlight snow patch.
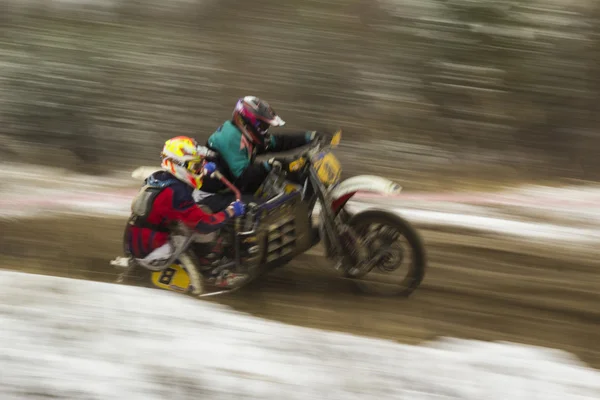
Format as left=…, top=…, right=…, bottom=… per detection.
left=346, top=202, right=600, bottom=242
left=4, top=162, right=600, bottom=242
left=0, top=270, right=599, bottom=399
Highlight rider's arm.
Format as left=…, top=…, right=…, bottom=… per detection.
left=156, top=185, right=233, bottom=233
left=261, top=131, right=314, bottom=154
left=236, top=132, right=318, bottom=192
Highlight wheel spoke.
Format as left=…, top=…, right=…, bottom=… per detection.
left=345, top=210, right=426, bottom=296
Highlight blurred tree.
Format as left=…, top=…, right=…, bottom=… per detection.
left=0, top=0, right=598, bottom=179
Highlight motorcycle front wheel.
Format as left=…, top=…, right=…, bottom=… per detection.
left=344, top=209, right=427, bottom=297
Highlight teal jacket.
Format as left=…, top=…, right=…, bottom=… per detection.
left=206, top=120, right=312, bottom=193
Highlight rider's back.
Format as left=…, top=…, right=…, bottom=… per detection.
left=126, top=171, right=229, bottom=259
left=207, top=121, right=249, bottom=179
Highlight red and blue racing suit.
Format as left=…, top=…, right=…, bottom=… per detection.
left=125, top=171, right=232, bottom=259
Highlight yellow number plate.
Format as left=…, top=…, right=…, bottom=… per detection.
left=151, top=264, right=190, bottom=293
left=314, top=152, right=342, bottom=186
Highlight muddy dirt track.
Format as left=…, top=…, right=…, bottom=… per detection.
left=1, top=215, right=599, bottom=368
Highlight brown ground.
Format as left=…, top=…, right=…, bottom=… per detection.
left=1, top=215, right=599, bottom=368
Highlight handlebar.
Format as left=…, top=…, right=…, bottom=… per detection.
left=204, top=130, right=340, bottom=202
left=209, top=170, right=243, bottom=229
left=209, top=170, right=241, bottom=201
left=300, top=132, right=333, bottom=161
left=269, top=131, right=340, bottom=176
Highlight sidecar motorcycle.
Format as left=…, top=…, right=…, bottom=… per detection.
left=111, top=131, right=426, bottom=297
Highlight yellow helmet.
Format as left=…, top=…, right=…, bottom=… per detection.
left=160, top=136, right=208, bottom=189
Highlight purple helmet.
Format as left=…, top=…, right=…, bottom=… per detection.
left=232, top=96, right=285, bottom=145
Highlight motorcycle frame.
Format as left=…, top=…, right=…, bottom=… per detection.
left=233, top=158, right=347, bottom=270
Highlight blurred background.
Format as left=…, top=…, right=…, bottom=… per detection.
left=1, top=0, right=600, bottom=389
left=2, top=0, right=600, bottom=184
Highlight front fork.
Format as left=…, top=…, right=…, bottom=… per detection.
left=318, top=195, right=393, bottom=278
left=317, top=198, right=369, bottom=273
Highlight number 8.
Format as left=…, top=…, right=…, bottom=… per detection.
left=159, top=267, right=176, bottom=285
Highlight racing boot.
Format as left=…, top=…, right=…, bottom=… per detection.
left=209, top=269, right=249, bottom=289
left=194, top=236, right=226, bottom=269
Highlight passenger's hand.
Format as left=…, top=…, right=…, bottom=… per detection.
left=203, top=162, right=217, bottom=176
left=226, top=200, right=246, bottom=218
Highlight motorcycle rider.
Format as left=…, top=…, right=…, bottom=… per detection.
left=125, top=136, right=247, bottom=294
left=206, top=96, right=324, bottom=195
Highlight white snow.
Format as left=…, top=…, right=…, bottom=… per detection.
left=4, top=162, right=600, bottom=242
left=0, top=269, right=599, bottom=399
left=346, top=203, right=600, bottom=242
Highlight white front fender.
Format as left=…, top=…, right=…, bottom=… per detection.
left=329, top=175, right=402, bottom=210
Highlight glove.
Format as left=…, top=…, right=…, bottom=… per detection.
left=227, top=200, right=246, bottom=218
left=308, top=131, right=337, bottom=147
left=266, top=158, right=283, bottom=169
left=267, top=157, right=306, bottom=173
left=306, top=131, right=324, bottom=143
left=203, top=162, right=217, bottom=176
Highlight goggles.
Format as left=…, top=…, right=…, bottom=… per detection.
left=184, top=159, right=205, bottom=175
